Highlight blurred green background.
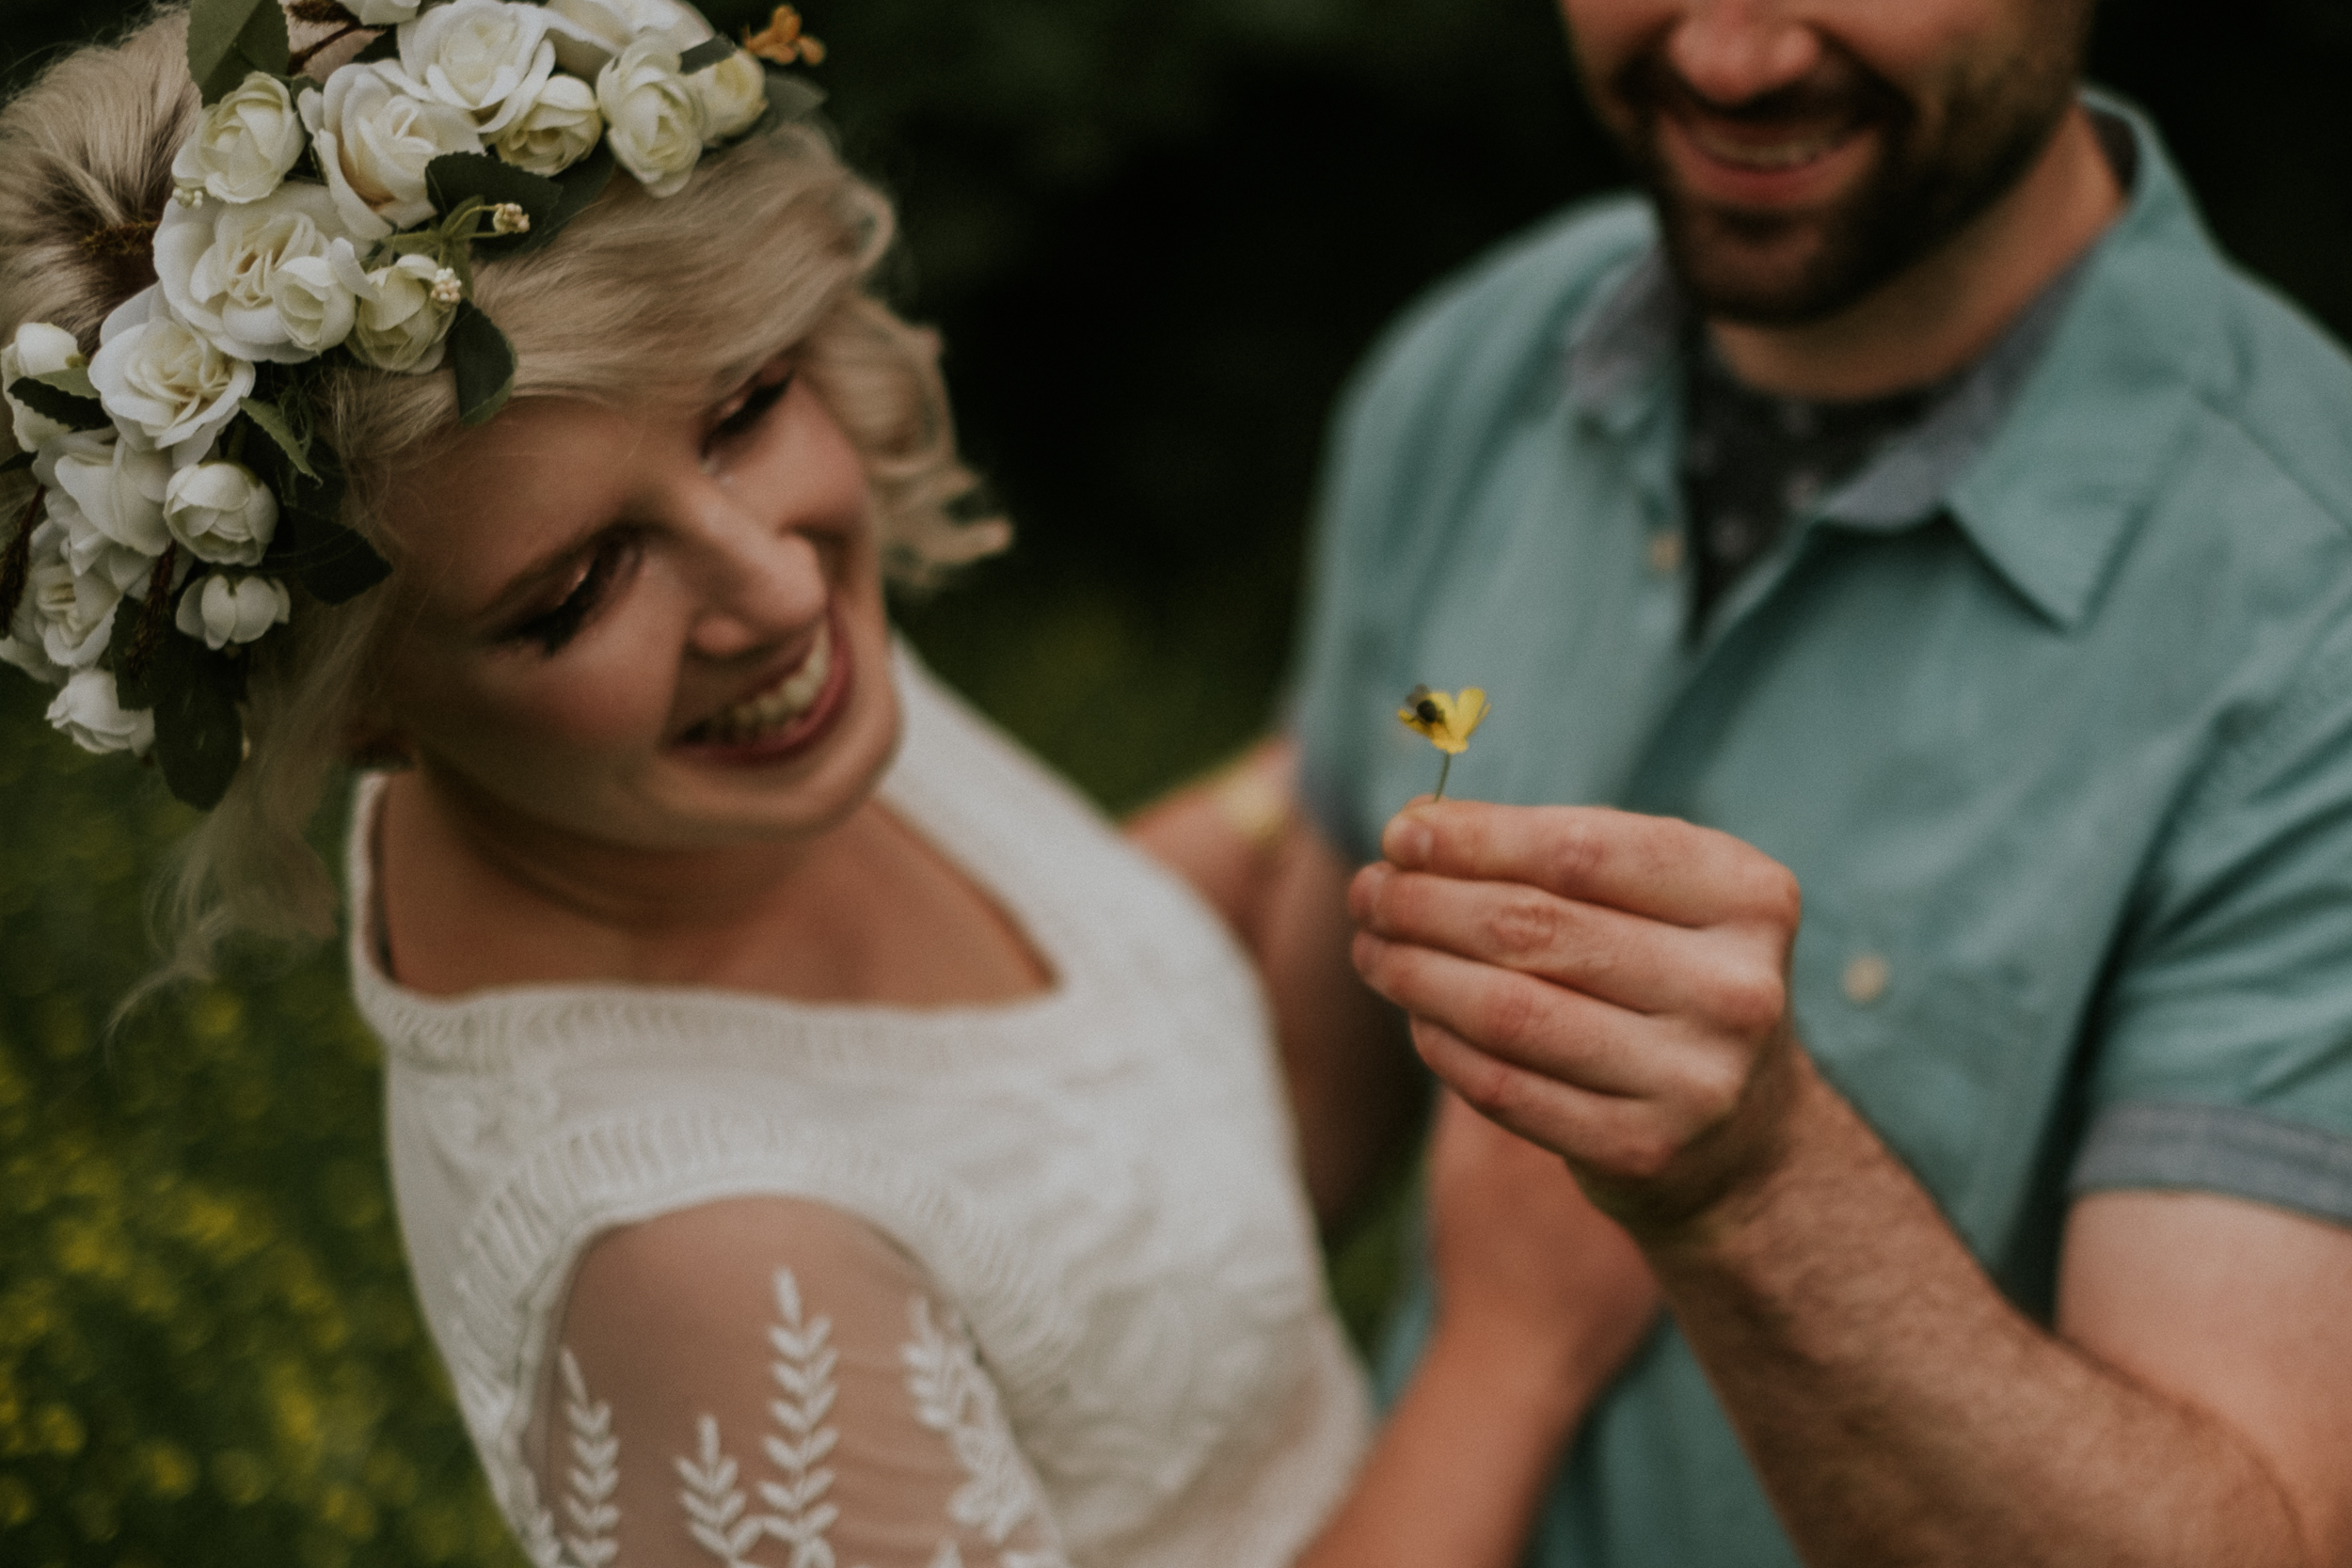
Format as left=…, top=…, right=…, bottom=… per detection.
left=4, top=0, right=2351, bottom=1562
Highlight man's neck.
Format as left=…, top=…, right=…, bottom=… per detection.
left=1708, top=105, right=2125, bottom=402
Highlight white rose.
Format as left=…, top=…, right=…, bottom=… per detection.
left=3, top=321, right=87, bottom=453
left=26, top=526, right=123, bottom=673
left=298, top=63, right=484, bottom=241
left=170, top=72, right=307, bottom=205
left=349, top=0, right=423, bottom=23
left=46, top=428, right=173, bottom=568
left=694, top=49, right=766, bottom=143
left=491, top=72, right=603, bottom=174
left=164, top=461, right=278, bottom=566
left=176, top=573, right=291, bottom=650
left=47, top=668, right=154, bottom=756
left=400, top=0, right=558, bottom=135
left=155, top=182, right=368, bottom=363
left=87, top=289, right=254, bottom=463
left=349, top=254, right=458, bottom=372
left=268, top=249, right=371, bottom=355
left=544, top=0, right=707, bottom=75
left=32, top=432, right=154, bottom=595
left=597, top=42, right=707, bottom=198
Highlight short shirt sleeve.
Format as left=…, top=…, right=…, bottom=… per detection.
left=528, top=1195, right=1070, bottom=1568
left=2073, top=611, right=2352, bottom=1225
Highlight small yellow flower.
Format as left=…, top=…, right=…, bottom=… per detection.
left=1398, top=685, right=1489, bottom=754
left=1397, top=684, right=1490, bottom=800
left=744, top=6, right=826, bottom=67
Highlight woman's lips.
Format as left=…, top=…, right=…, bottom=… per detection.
left=674, top=613, right=853, bottom=763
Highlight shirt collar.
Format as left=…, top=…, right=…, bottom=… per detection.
left=1561, top=94, right=2227, bottom=630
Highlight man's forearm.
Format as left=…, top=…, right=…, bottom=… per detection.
left=1653, top=1055, right=2313, bottom=1568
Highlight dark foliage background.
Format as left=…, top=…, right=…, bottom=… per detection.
left=2, top=0, right=2348, bottom=1562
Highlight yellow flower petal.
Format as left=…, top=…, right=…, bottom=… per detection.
left=1397, top=684, right=1491, bottom=754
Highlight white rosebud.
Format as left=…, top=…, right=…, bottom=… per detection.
left=48, top=428, right=173, bottom=566
left=490, top=201, right=530, bottom=234
left=87, top=290, right=254, bottom=464
left=26, top=525, right=124, bottom=673
left=349, top=253, right=459, bottom=372
left=543, top=0, right=707, bottom=76
left=155, top=182, right=369, bottom=363
left=429, top=266, right=464, bottom=307
left=597, top=42, right=707, bottom=198
left=164, top=461, right=278, bottom=566
left=349, top=0, right=423, bottom=22
left=169, top=72, right=307, bottom=206
left=694, top=49, right=767, bottom=144
left=490, top=71, right=603, bottom=175
left=298, top=64, right=484, bottom=241
left=3, top=321, right=88, bottom=453
left=176, top=572, right=291, bottom=650
left=400, top=0, right=558, bottom=135
left=47, top=667, right=154, bottom=756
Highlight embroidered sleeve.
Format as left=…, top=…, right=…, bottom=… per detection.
left=530, top=1196, right=1069, bottom=1568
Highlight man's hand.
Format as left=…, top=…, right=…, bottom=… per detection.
left=1350, top=799, right=1805, bottom=1236
left=1426, top=1090, right=1661, bottom=1406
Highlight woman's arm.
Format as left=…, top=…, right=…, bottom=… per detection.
left=545, top=1196, right=1069, bottom=1568
left=1295, top=1094, right=1661, bottom=1568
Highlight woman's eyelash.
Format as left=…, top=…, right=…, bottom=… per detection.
left=507, top=535, right=637, bottom=655
left=709, top=371, right=793, bottom=447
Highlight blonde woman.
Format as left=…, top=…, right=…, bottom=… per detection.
left=0, top=6, right=1654, bottom=1565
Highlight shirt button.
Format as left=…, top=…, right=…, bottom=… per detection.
left=1647, top=530, right=1685, bottom=576
left=1842, top=953, right=1891, bottom=1006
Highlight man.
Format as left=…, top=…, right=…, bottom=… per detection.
left=1137, top=1, right=2352, bottom=1563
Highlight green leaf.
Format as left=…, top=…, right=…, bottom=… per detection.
left=8, top=377, right=108, bottom=432
left=149, top=636, right=247, bottom=811
left=237, top=398, right=317, bottom=481
left=30, top=364, right=98, bottom=401
left=678, top=38, right=738, bottom=73
left=503, top=141, right=615, bottom=257
left=264, top=509, right=389, bottom=606
left=187, top=0, right=292, bottom=104
left=448, top=302, right=516, bottom=428
left=1, top=449, right=31, bottom=475
left=759, top=67, right=826, bottom=126
left=104, top=594, right=155, bottom=707
left=425, top=153, right=564, bottom=261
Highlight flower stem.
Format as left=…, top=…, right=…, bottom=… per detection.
left=1432, top=752, right=1453, bottom=802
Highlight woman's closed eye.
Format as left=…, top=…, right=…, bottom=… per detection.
left=504, top=532, right=643, bottom=656
left=706, top=370, right=794, bottom=456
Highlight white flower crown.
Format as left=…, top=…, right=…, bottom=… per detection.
left=0, top=0, right=825, bottom=807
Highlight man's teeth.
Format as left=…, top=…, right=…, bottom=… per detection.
left=701, top=624, right=833, bottom=742
left=1688, top=124, right=1844, bottom=170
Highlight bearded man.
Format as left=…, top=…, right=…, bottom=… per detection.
left=1139, top=1, right=2352, bottom=1563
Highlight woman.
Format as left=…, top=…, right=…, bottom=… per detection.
left=0, top=5, right=1654, bottom=1564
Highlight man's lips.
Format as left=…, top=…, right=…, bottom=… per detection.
left=1657, top=107, right=1878, bottom=209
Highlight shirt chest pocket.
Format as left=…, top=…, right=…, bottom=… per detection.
left=1788, top=904, right=2046, bottom=1250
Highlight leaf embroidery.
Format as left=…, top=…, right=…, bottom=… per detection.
left=757, top=1269, right=844, bottom=1567
left=559, top=1350, right=622, bottom=1568
left=902, top=1298, right=1058, bottom=1558
left=676, top=1415, right=762, bottom=1567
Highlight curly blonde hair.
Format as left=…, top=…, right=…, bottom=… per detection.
left=0, top=7, right=1008, bottom=985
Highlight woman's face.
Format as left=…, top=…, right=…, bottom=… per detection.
left=363, top=355, right=898, bottom=858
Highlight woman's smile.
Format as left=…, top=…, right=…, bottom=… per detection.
left=676, top=609, right=852, bottom=761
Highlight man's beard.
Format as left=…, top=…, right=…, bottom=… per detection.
left=1607, top=33, right=2084, bottom=325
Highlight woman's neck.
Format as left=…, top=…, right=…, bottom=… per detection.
left=373, top=768, right=1051, bottom=1006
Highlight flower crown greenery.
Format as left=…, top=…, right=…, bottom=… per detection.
left=0, top=0, right=827, bottom=809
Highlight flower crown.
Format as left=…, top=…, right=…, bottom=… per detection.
left=0, top=0, right=826, bottom=809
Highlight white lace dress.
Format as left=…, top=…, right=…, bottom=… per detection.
left=352, top=650, right=1373, bottom=1568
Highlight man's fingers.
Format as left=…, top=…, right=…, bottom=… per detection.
left=1379, top=799, right=1801, bottom=930
left=1352, top=929, right=1657, bottom=1096
left=1350, top=861, right=1781, bottom=1024
left=1409, top=1016, right=1696, bottom=1184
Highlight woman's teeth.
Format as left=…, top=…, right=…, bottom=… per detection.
left=697, top=623, right=832, bottom=743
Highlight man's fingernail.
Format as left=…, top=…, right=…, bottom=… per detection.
left=1386, top=816, right=1432, bottom=864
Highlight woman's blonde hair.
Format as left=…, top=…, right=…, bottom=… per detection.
left=0, top=7, right=1008, bottom=988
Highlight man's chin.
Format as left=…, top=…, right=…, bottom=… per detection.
left=1660, top=212, right=1876, bottom=326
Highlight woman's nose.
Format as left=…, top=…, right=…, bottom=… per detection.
left=1665, top=0, right=1822, bottom=107
left=684, top=501, right=831, bottom=663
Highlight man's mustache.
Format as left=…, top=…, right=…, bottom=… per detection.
left=1610, top=40, right=1909, bottom=136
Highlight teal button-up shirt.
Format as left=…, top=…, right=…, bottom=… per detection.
left=1293, top=104, right=2352, bottom=1566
